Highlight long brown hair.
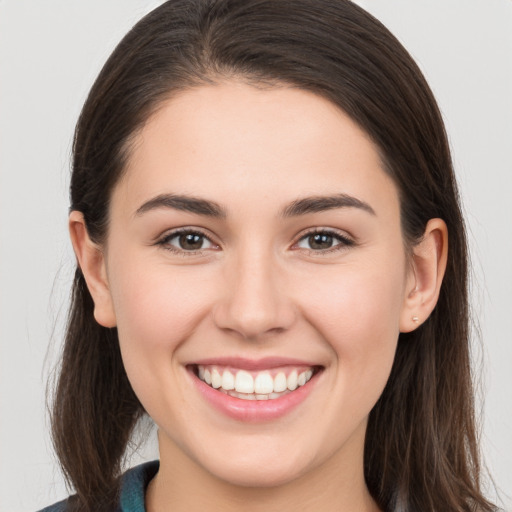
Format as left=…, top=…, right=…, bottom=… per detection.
left=51, top=1, right=496, bottom=510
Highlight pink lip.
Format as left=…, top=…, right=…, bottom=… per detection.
left=187, top=364, right=321, bottom=423
left=189, top=356, right=317, bottom=371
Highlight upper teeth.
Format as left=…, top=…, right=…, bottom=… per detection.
left=197, top=366, right=314, bottom=395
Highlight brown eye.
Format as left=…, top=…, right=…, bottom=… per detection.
left=178, top=233, right=205, bottom=250
left=162, top=230, right=216, bottom=252
left=308, top=233, right=334, bottom=250
left=296, top=230, right=353, bottom=252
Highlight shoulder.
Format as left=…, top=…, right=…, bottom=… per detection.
left=119, top=460, right=160, bottom=511
left=36, top=460, right=160, bottom=512
left=37, top=500, right=68, bottom=512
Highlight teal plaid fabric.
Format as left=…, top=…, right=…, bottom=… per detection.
left=38, top=460, right=159, bottom=512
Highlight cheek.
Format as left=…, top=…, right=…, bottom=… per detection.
left=299, top=257, right=406, bottom=387
left=111, top=261, right=209, bottom=347
left=303, top=260, right=405, bottom=337
left=107, top=257, right=217, bottom=421
left=294, top=262, right=405, bottom=450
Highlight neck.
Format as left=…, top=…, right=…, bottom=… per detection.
left=146, top=429, right=380, bottom=512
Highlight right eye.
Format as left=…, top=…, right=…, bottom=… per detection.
left=158, top=229, right=217, bottom=253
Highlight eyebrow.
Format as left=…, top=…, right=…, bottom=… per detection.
left=280, top=194, right=376, bottom=217
left=135, top=194, right=227, bottom=218
left=134, top=192, right=375, bottom=219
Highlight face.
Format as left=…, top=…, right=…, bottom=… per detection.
left=99, top=82, right=415, bottom=487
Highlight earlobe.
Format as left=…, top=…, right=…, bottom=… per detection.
left=400, top=218, right=448, bottom=333
left=69, top=211, right=117, bottom=328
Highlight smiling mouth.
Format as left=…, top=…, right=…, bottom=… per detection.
left=190, top=364, right=322, bottom=401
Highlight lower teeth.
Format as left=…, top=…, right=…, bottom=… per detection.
left=218, top=388, right=291, bottom=401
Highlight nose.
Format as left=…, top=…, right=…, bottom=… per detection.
left=213, top=250, right=297, bottom=340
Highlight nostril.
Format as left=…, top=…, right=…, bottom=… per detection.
left=211, top=274, right=298, bottom=340
left=212, top=306, right=297, bottom=341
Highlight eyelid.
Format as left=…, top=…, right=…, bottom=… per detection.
left=291, top=227, right=355, bottom=254
left=153, top=226, right=355, bottom=256
left=155, top=227, right=220, bottom=254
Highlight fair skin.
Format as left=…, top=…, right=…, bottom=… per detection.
left=70, top=82, right=447, bottom=512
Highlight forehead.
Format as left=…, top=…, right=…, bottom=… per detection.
left=114, top=81, right=399, bottom=219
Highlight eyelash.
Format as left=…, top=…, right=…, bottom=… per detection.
left=155, top=228, right=355, bottom=255
left=156, top=228, right=218, bottom=255
left=293, top=228, right=355, bottom=255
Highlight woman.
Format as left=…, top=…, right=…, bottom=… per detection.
left=41, top=0, right=497, bottom=511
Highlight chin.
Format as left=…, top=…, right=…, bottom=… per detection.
left=187, top=437, right=320, bottom=489
left=207, top=457, right=311, bottom=489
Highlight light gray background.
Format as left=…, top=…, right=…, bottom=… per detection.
left=0, top=1, right=511, bottom=510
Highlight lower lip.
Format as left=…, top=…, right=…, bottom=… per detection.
left=189, top=369, right=320, bottom=422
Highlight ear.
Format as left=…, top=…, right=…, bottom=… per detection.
left=69, top=210, right=117, bottom=328
left=400, top=218, right=448, bottom=333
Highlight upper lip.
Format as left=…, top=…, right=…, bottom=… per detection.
left=187, top=356, right=321, bottom=371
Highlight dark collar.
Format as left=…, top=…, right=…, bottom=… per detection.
left=119, top=460, right=160, bottom=512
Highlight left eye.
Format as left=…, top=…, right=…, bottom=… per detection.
left=296, top=232, right=350, bottom=251
left=163, top=231, right=215, bottom=251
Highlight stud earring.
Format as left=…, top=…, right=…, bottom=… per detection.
left=412, top=316, right=419, bottom=323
